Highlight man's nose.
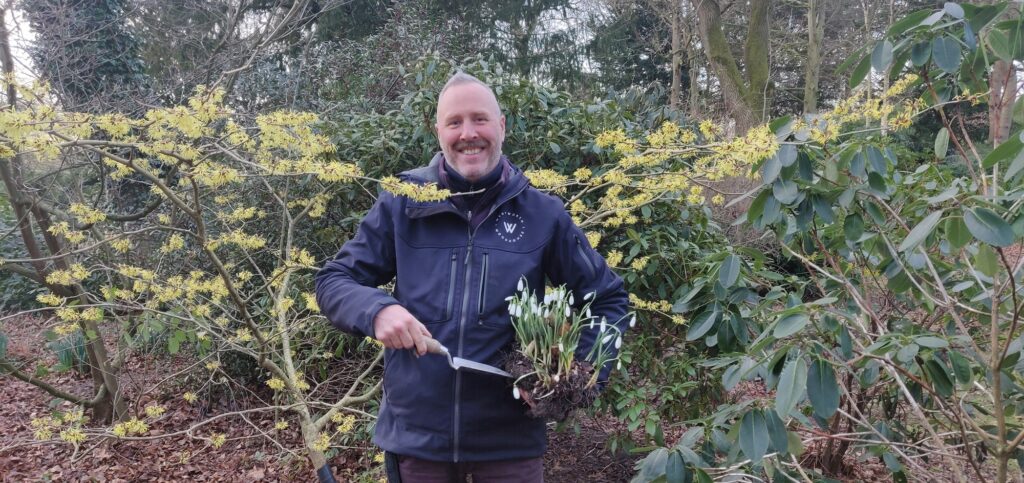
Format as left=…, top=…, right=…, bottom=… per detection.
left=459, top=124, right=478, bottom=140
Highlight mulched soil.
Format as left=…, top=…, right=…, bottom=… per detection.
left=0, top=314, right=637, bottom=482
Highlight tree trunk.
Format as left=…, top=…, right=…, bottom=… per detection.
left=690, top=0, right=771, bottom=133
left=0, top=7, right=126, bottom=423
left=671, top=3, right=682, bottom=110
left=743, top=0, right=771, bottom=125
left=803, top=0, right=825, bottom=114
left=989, top=60, right=1016, bottom=147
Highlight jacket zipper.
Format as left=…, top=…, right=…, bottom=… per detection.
left=576, top=235, right=597, bottom=279
left=444, top=250, right=457, bottom=320
left=478, top=252, right=489, bottom=318
left=453, top=186, right=528, bottom=462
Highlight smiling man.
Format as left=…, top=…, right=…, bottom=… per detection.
left=315, top=72, right=629, bottom=483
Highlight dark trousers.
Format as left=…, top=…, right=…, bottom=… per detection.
left=385, top=452, right=544, bottom=483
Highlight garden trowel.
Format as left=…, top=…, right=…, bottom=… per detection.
left=424, top=338, right=513, bottom=378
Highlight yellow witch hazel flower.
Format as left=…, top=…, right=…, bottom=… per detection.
left=210, top=433, right=227, bottom=449
left=183, top=392, right=198, bottom=403
left=524, top=169, right=569, bottom=193
left=312, top=432, right=331, bottom=452
left=144, top=405, right=166, bottom=418
left=266, top=377, right=285, bottom=391
left=335, top=414, right=356, bottom=433
left=68, top=203, right=106, bottom=224
left=159, top=234, right=185, bottom=254
left=37, top=292, right=64, bottom=306
left=46, top=263, right=89, bottom=286
left=303, top=292, right=320, bottom=313
left=59, top=428, right=86, bottom=445
left=380, top=177, right=450, bottom=202
left=275, top=420, right=289, bottom=430
left=111, top=238, right=132, bottom=253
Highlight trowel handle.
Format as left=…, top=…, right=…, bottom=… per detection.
left=424, top=337, right=447, bottom=355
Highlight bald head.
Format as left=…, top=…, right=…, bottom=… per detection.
left=436, top=72, right=502, bottom=123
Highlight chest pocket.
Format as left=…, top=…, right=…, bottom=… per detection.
left=395, top=247, right=457, bottom=325
left=475, top=247, right=543, bottom=329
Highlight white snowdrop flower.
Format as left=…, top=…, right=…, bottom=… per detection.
left=564, top=306, right=570, bottom=317
left=558, top=342, right=564, bottom=352
left=617, top=360, right=622, bottom=370
left=588, top=320, right=595, bottom=329
left=602, top=333, right=614, bottom=344
left=505, top=296, right=514, bottom=302
left=544, top=293, right=553, bottom=304
left=584, top=292, right=594, bottom=301
left=543, top=308, right=550, bottom=318
left=517, top=278, right=524, bottom=291
left=512, top=386, right=520, bottom=400
left=599, top=318, right=607, bottom=333
left=569, top=293, right=575, bottom=305
left=629, top=315, right=636, bottom=328
left=615, top=336, right=623, bottom=349
left=586, top=308, right=592, bottom=319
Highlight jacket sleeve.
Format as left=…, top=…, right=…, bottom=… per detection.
left=315, top=192, right=402, bottom=338
left=543, top=211, right=630, bottom=386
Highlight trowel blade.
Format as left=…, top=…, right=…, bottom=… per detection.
left=451, top=357, right=513, bottom=378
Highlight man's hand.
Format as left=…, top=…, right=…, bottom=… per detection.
left=373, top=305, right=432, bottom=356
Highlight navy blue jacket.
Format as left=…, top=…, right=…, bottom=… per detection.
left=315, top=154, right=629, bottom=462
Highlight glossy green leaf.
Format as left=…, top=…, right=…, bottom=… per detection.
left=773, top=178, right=799, bottom=204
left=897, top=343, right=920, bottom=363
left=943, top=2, right=964, bottom=19
left=976, top=244, right=999, bottom=277
left=982, top=130, right=1023, bottom=169
left=868, top=172, right=887, bottom=193
left=934, top=127, right=949, bottom=159
left=774, top=313, right=810, bottom=339
left=775, top=357, right=808, bottom=417
left=777, top=144, right=798, bottom=167
left=911, top=41, right=932, bottom=66
left=932, top=36, right=962, bottom=73
left=739, top=409, right=769, bottom=462
left=989, top=29, right=1012, bottom=62
left=865, top=201, right=886, bottom=225
left=887, top=9, right=933, bottom=36
left=844, top=213, right=864, bottom=241
left=666, top=451, right=689, bottom=483
left=872, top=40, right=894, bottom=71
left=765, top=409, right=789, bottom=454
left=923, top=359, right=954, bottom=397
left=1007, top=150, right=1024, bottom=181
left=850, top=54, right=871, bottom=88
left=807, top=359, right=840, bottom=419
left=950, top=351, right=972, bottom=385
left=945, top=216, right=972, bottom=249
left=719, top=254, right=741, bottom=288
left=762, top=153, right=782, bottom=184
left=915, top=336, right=949, bottom=348
left=686, top=310, right=718, bottom=341
left=899, top=210, right=943, bottom=252
left=964, top=207, right=1015, bottom=247
left=866, top=146, right=886, bottom=173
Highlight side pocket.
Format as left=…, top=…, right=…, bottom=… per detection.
left=444, top=250, right=457, bottom=320
left=575, top=235, right=597, bottom=279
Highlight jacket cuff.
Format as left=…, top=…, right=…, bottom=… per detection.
left=364, top=297, right=401, bottom=339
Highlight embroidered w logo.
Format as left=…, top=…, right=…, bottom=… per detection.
left=503, top=222, right=517, bottom=234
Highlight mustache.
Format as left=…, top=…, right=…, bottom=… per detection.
left=454, top=140, right=488, bottom=150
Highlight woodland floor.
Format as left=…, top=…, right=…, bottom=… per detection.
left=0, top=314, right=637, bottom=482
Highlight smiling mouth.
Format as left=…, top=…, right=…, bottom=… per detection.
left=460, top=147, right=483, bottom=155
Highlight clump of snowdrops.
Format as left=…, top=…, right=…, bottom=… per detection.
left=506, top=278, right=624, bottom=397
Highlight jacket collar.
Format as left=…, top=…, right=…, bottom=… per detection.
left=400, top=152, right=529, bottom=220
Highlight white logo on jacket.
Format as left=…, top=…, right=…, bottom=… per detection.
left=495, top=211, right=525, bottom=243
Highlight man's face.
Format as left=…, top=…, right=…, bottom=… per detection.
left=435, top=82, right=506, bottom=182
